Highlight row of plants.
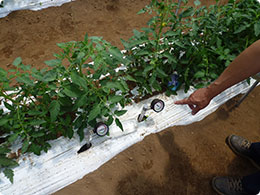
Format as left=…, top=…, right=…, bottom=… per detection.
left=0, top=0, right=259, bottom=183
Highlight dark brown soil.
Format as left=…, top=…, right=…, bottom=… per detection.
left=0, top=0, right=259, bottom=194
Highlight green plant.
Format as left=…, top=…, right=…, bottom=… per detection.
left=121, top=0, right=181, bottom=97
left=166, top=0, right=260, bottom=90
left=123, top=0, right=260, bottom=93
left=0, top=0, right=259, bottom=183
left=0, top=35, right=132, bottom=183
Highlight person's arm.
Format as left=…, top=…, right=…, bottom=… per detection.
left=175, top=40, right=260, bottom=115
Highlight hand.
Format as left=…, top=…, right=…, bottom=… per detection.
left=174, top=88, right=212, bottom=115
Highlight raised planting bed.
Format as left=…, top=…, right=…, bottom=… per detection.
left=0, top=0, right=259, bottom=193
left=0, top=78, right=257, bottom=194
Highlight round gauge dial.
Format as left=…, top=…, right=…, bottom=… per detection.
left=94, top=122, right=109, bottom=136
left=151, top=99, right=165, bottom=113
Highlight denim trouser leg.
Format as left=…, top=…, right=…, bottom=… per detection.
left=250, top=142, right=260, bottom=163
left=241, top=142, right=260, bottom=194
left=242, top=171, right=260, bottom=194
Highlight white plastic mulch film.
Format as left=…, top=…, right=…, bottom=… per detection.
left=1, top=0, right=260, bottom=195
left=0, top=0, right=260, bottom=18
left=0, top=78, right=259, bottom=195
left=1, top=0, right=260, bottom=18
left=0, top=0, right=73, bottom=18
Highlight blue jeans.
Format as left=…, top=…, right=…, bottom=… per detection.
left=250, top=142, right=260, bottom=163
left=242, top=142, right=260, bottom=194
left=242, top=171, right=260, bottom=194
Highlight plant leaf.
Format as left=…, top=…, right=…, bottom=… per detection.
left=32, top=132, right=45, bottom=138
left=88, top=104, right=100, bottom=122
left=120, top=39, right=130, bottom=50
left=105, top=81, right=124, bottom=91
left=77, top=52, right=85, bottom=60
left=3, top=168, right=14, bottom=183
left=179, top=7, right=194, bottom=18
left=84, top=33, right=89, bottom=42
left=8, top=133, right=19, bottom=143
left=4, top=102, right=14, bottom=111
left=0, top=147, right=10, bottom=154
left=77, top=126, right=85, bottom=141
left=107, top=115, right=114, bottom=126
left=254, top=22, right=260, bottom=37
left=16, top=75, right=34, bottom=86
left=0, top=157, right=18, bottom=167
left=71, top=73, right=88, bottom=90
left=21, top=139, right=30, bottom=153
left=114, top=110, right=127, bottom=116
left=125, top=75, right=137, bottom=82
left=194, top=0, right=201, bottom=6
left=12, top=57, right=22, bottom=67
left=49, top=100, right=60, bottom=122
left=143, top=66, right=154, bottom=76
left=0, top=118, right=9, bottom=126
left=120, top=80, right=129, bottom=91
left=163, top=52, right=177, bottom=64
left=67, top=127, right=74, bottom=139
left=42, top=70, right=57, bottom=82
left=194, top=71, right=205, bottom=78
left=28, top=110, right=42, bottom=116
left=109, top=47, right=131, bottom=64
left=109, top=95, right=123, bottom=104
left=74, top=115, right=83, bottom=129
left=115, top=118, right=124, bottom=131
left=44, top=59, right=61, bottom=67
left=30, top=143, right=42, bottom=156
left=63, top=88, right=78, bottom=98
left=164, top=31, right=179, bottom=37
left=73, top=95, right=87, bottom=110
left=234, top=25, right=247, bottom=34
left=137, top=8, right=146, bottom=14
left=156, top=67, right=168, bottom=78
left=30, top=119, right=46, bottom=126
left=63, top=85, right=83, bottom=98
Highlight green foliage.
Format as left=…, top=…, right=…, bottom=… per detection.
left=3, top=169, right=14, bottom=183
left=0, top=146, right=18, bottom=183
left=122, top=0, right=260, bottom=93
left=0, top=36, right=131, bottom=183
left=0, top=0, right=259, bottom=183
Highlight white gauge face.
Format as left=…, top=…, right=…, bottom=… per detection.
left=97, top=125, right=108, bottom=136
left=154, top=101, right=164, bottom=112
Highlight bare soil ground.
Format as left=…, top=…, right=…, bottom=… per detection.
left=0, top=0, right=259, bottom=194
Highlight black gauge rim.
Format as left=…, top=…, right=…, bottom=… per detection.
left=94, top=122, right=109, bottom=137
left=151, top=99, right=165, bottom=113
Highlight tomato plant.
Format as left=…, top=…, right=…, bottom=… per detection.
left=0, top=0, right=259, bottom=183
left=124, top=0, right=260, bottom=94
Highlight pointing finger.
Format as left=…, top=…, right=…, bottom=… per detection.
left=174, top=98, right=191, bottom=105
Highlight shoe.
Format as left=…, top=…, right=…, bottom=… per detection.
left=212, top=176, right=252, bottom=195
left=226, top=135, right=260, bottom=170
